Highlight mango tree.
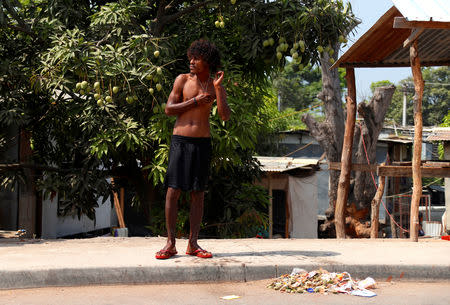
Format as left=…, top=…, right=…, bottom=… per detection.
left=0, top=1, right=357, bottom=229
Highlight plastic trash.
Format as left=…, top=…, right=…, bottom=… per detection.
left=351, top=289, right=377, bottom=297
left=357, top=277, right=376, bottom=289
left=267, top=268, right=377, bottom=297
left=220, top=295, right=240, bottom=300
left=290, top=268, right=307, bottom=275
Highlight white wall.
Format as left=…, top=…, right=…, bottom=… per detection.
left=41, top=194, right=117, bottom=239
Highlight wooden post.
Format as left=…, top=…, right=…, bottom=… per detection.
left=391, top=147, right=399, bottom=238
left=268, top=174, right=273, bottom=239
left=409, top=39, right=424, bottom=242
left=335, top=68, right=357, bottom=239
left=371, top=175, right=386, bottom=238
left=120, top=187, right=125, bottom=217
left=18, top=130, right=36, bottom=238
left=285, top=183, right=290, bottom=238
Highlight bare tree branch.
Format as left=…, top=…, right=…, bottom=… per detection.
left=5, top=23, right=34, bottom=36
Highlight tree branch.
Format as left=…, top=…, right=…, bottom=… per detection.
left=164, top=0, right=213, bottom=24
left=358, top=102, right=377, bottom=133
left=2, top=0, right=32, bottom=35
left=153, top=0, right=213, bottom=35
left=5, top=23, right=34, bottom=36
left=157, top=0, right=167, bottom=20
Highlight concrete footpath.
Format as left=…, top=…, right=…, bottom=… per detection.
left=0, top=237, right=449, bottom=289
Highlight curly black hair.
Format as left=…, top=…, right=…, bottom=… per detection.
left=187, top=39, right=221, bottom=73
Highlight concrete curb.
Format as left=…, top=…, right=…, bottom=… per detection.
left=1, top=237, right=449, bottom=289
left=1, top=263, right=449, bottom=290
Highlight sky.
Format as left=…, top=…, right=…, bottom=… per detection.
left=342, top=0, right=412, bottom=100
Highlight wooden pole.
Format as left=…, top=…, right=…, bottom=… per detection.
left=285, top=183, right=290, bottom=238
left=370, top=175, right=386, bottom=238
left=268, top=174, right=273, bottom=239
left=335, top=68, right=357, bottom=239
left=120, top=187, right=125, bottom=217
left=409, top=39, right=424, bottom=242
left=18, top=129, right=36, bottom=238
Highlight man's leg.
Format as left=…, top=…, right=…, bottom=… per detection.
left=159, top=187, right=181, bottom=252
left=187, top=190, right=206, bottom=252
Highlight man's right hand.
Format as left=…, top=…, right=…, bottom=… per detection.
left=196, top=93, right=214, bottom=104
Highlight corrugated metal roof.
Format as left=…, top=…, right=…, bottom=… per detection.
left=426, top=127, right=450, bottom=141
left=332, top=6, right=450, bottom=68
left=392, top=0, right=450, bottom=22
left=254, top=156, right=319, bottom=173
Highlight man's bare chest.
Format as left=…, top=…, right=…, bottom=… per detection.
left=183, top=78, right=215, bottom=100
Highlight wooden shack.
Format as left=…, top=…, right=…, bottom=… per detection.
left=331, top=1, right=450, bottom=241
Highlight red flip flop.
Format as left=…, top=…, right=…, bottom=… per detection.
left=155, top=249, right=177, bottom=259
left=186, top=249, right=213, bottom=258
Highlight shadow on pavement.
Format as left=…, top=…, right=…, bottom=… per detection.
left=213, top=250, right=340, bottom=257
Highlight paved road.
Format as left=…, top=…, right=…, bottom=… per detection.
left=1, top=280, right=449, bottom=305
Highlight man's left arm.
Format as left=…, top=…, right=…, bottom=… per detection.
left=214, top=71, right=231, bottom=121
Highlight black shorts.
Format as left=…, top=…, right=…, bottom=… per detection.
left=164, top=135, right=212, bottom=191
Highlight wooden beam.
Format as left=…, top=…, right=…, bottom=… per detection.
left=423, top=161, right=450, bottom=168
left=377, top=165, right=450, bottom=178
left=339, top=60, right=450, bottom=68
left=335, top=68, right=357, bottom=239
left=393, top=17, right=450, bottom=29
left=371, top=176, right=386, bottom=238
left=328, top=162, right=378, bottom=172
left=410, top=39, right=424, bottom=242
left=403, top=28, right=425, bottom=48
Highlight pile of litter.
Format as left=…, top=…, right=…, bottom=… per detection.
left=267, top=268, right=377, bottom=297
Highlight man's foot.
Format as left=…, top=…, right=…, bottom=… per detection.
left=155, top=248, right=177, bottom=259
left=186, top=248, right=212, bottom=258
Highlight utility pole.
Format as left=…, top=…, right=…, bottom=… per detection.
left=402, top=88, right=407, bottom=126
left=277, top=93, right=281, bottom=112
left=401, top=83, right=415, bottom=126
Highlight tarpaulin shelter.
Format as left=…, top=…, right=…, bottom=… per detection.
left=254, top=156, right=320, bottom=238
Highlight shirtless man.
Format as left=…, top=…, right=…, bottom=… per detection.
left=155, top=39, right=230, bottom=259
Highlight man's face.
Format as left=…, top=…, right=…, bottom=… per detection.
left=189, top=56, right=209, bottom=74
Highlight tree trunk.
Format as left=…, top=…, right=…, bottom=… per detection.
left=302, top=43, right=344, bottom=221
left=352, top=85, right=396, bottom=212
left=303, top=44, right=396, bottom=237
